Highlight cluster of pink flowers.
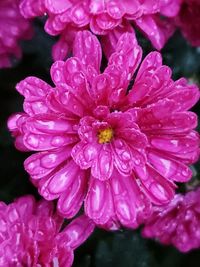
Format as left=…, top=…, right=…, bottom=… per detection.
left=1, top=1, right=200, bottom=69
left=142, top=188, right=200, bottom=252
left=174, top=0, right=200, bottom=47
left=8, top=30, right=200, bottom=230
left=0, top=0, right=33, bottom=68
left=0, top=195, right=94, bottom=266
left=1, top=0, right=200, bottom=263
left=19, top=0, right=181, bottom=60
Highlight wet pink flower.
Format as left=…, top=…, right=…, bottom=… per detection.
left=142, top=188, right=200, bottom=252
left=20, top=0, right=181, bottom=60
left=8, top=31, right=200, bottom=228
left=0, top=0, right=33, bottom=68
left=0, top=195, right=94, bottom=266
left=174, top=0, right=200, bottom=47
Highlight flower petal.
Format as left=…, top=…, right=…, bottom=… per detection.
left=24, top=147, right=70, bottom=179
left=91, top=145, right=114, bottom=180
left=135, top=14, right=175, bottom=50
left=57, top=169, right=87, bottom=218
left=73, top=30, right=102, bottom=75
left=48, top=160, right=82, bottom=194
left=149, top=131, right=200, bottom=159
left=135, top=51, right=162, bottom=81
left=23, top=132, right=78, bottom=151
left=61, top=215, right=95, bottom=249
left=71, top=142, right=99, bottom=170
left=45, top=0, right=72, bottom=14
left=50, top=60, right=66, bottom=85
left=112, top=139, right=133, bottom=175
left=25, top=114, right=76, bottom=134
left=147, top=149, right=193, bottom=182
left=16, top=77, right=52, bottom=115
left=135, top=164, right=176, bottom=205
left=166, top=78, right=200, bottom=111
left=106, top=32, right=142, bottom=80
left=111, top=171, right=151, bottom=228
left=85, top=177, right=114, bottom=224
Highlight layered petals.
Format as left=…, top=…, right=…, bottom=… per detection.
left=20, top=0, right=182, bottom=61
left=143, top=188, right=200, bottom=252
left=174, top=0, right=200, bottom=47
left=0, top=0, right=33, bottom=68
left=0, top=195, right=94, bottom=266
left=8, top=31, right=200, bottom=229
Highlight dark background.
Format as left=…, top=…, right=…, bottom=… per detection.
left=0, top=20, right=200, bottom=267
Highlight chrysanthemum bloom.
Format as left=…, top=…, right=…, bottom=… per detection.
left=174, top=0, right=200, bottom=47
left=8, top=31, right=200, bottom=228
left=19, top=0, right=181, bottom=60
left=142, top=188, right=200, bottom=252
left=0, top=0, right=33, bottom=68
left=0, top=195, right=94, bottom=266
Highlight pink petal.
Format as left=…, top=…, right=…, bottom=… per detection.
left=48, top=160, right=84, bottom=194
left=56, top=85, right=89, bottom=117
left=7, top=113, right=26, bottom=134
left=16, top=76, right=51, bottom=98
left=89, top=0, right=105, bottom=14
left=15, top=135, right=30, bottom=152
left=73, top=30, right=102, bottom=75
left=133, top=100, right=198, bottom=134
left=90, top=17, right=109, bottom=35
left=101, top=21, right=134, bottom=58
left=111, top=171, right=151, bottom=228
left=143, top=112, right=198, bottom=134
left=139, top=0, right=160, bottom=14
left=16, top=77, right=52, bottom=115
left=25, top=114, right=76, bottom=134
left=23, top=132, right=78, bottom=151
left=20, top=0, right=46, bottom=18
left=91, top=145, right=114, bottom=180
left=127, top=77, right=152, bottom=105
left=135, top=14, right=175, bottom=50
left=24, top=147, right=70, bottom=179
left=85, top=177, right=114, bottom=224
left=135, top=164, right=176, bottom=205
left=71, top=142, right=99, bottom=169
left=50, top=60, right=66, bottom=85
left=45, top=0, right=72, bottom=14
left=135, top=51, right=162, bottom=81
left=129, top=65, right=173, bottom=108
left=38, top=176, right=60, bottom=200
left=70, top=3, right=90, bottom=26
left=107, top=32, right=142, bottom=79
left=65, top=57, right=83, bottom=74
left=117, top=128, right=148, bottom=149
left=57, top=169, right=87, bottom=218
left=166, top=79, right=200, bottom=111
left=95, top=13, right=120, bottom=30
left=147, top=149, right=193, bottom=182
left=149, top=131, right=200, bottom=155
left=160, top=0, right=181, bottom=17
left=62, top=215, right=95, bottom=249
left=112, top=139, right=133, bottom=175
left=106, top=1, right=125, bottom=19
left=90, top=73, right=112, bottom=104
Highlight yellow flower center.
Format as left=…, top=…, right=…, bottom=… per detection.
left=98, top=128, right=113, bottom=144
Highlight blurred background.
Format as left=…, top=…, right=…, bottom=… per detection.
left=0, top=19, right=199, bottom=267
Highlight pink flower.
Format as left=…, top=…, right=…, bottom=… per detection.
left=0, top=195, right=94, bottom=266
left=19, top=0, right=181, bottom=60
left=142, top=188, right=200, bottom=252
left=0, top=0, right=33, bottom=68
left=174, top=0, right=200, bottom=47
left=8, top=31, right=200, bottom=228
